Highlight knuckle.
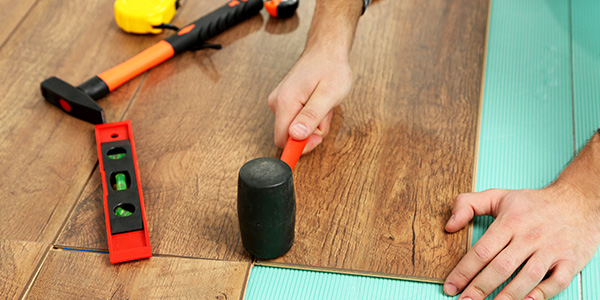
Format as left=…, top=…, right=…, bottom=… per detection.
left=299, top=106, right=321, bottom=123
left=495, top=292, right=518, bottom=300
left=525, top=264, right=546, bottom=282
left=470, top=283, right=488, bottom=298
left=553, top=274, right=571, bottom=290
left=472, top=243, right=492, bottom=262
left=523, top=227, right=542, bottom=243
left=451, top=268, right=471, bottom=284
left=493, top=256, right=516, bottom=276
left=454, top=193, right=468, bottom=204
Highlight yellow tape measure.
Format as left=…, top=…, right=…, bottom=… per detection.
left=114, top=0, right=179, bottom=34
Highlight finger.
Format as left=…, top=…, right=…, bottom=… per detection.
left=289, top=83, right=341, bottom=140
left=299, top=111, right=333, bottom=154
left=459, top=243, right=533, bottom=300
left=274, top=93, right=304, bottom=149
left=446, top=189, right=510, bottom=233
left=316, top=110, right=334, bottom=138
left=444, top=221, right=512, bottom=296
left=495, top=252, right=554, bottom=300
left=525, top=262, right=577, bottom=300
left=268, top=86, right=281, bottom=113
left=302, top=134, right=324, bottom=154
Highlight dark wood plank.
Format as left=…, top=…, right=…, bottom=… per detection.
left=0, top=0, right=165, bottom=243
left=27, top=249, right=250, bottom=299
left=57, top=0, right=487, bottom=281
left=265, top=0, right=488, bottom=280
left=0, top=0, right=37, bottom=47
left=56, top=2, right=278, bottom=261
left=0, top=239, right=48, bottom=300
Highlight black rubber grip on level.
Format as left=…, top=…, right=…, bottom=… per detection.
left=101, top=140, right=145, bottom=235
left=166, top=0, right=263, bottom=54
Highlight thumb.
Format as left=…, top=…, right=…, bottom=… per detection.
left=289, top=83, right=339, bottom=140
left=445, top=189, right=509, bottom=233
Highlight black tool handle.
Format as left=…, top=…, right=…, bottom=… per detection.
left=166, top=0, right=263, bottom=54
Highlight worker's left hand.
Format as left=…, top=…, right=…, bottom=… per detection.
left=444, top=184, right=600, bottom=300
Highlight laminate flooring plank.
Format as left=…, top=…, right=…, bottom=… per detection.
left=0, top=239, right=48, bottom=300
left=57, top=1, right=297, bottom=261
left=26, top=249, right=250, bottom=299
left=57, top=0, right=488, bottom=281
left=0, top=0, right=165, bottom=243
left=0, top=0, right=37, bottom=48
left=264, top=0, right=488, bottom=280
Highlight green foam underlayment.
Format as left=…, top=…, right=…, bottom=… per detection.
left=572, top=0, right=600, bottom=298
left=244, top=0, right=599, bottom=299
left=245, top=266, right=455, bottom=300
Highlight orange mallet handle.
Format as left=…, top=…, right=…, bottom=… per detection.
left=280, top=137, right=308, bottom=171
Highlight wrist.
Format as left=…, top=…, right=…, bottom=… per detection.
left=550, top=131, right=600, bottom=207
left=303, top=0, right=362, bottom=61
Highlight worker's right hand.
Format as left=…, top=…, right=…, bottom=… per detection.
left=268, top=47, right=353, bottom=154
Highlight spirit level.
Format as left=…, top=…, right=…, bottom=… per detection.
left=95, top=120, right=151, bottom=264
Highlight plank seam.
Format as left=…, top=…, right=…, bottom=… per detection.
left=48, top=162, right=99, bottom=246
left=18, top=244, right=52, bottom=300
left=255, top=261, right=444, bottom=284
left=239, top=260, right=254, bottom=300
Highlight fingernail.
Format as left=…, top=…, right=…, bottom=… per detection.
left=447, top=214, right=455, bottom=225
left=291, top=123, right=308, bottom=138
left=461, top=298, right=472, bottom=300
left=525, top=297, right=534, bottom=300
left=444, top=283, right=458, bottom=295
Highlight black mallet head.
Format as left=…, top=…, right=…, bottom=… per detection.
left=41, top=76, right=108, bottom=124
left=236, top=138, right=307, bottom=259
left=237, top=157, right=296, bottom=259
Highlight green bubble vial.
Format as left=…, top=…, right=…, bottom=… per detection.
left=115, top=207, right=133, bottom=217
left=115, top=173, right=127, bottom=191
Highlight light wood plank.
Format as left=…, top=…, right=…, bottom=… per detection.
left=0, top=0, right=165, bottom=243
left=27, top=249, right=250, bottom=299
left=0, top=239, right=48, bottom=300
left=0, top=0, right=37, bottom=47
left=57, top=0, right=487, bottom=281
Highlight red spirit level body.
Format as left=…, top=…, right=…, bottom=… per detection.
left=95, top=120, right=151, bottom=264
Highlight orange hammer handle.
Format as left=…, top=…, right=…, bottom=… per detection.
left=97, top=40, right=175, bottom=92
left=280, top=137, right=308, bottom=171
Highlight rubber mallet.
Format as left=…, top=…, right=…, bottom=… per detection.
left=237, top=137, right=307, bottom=259
left=40, top=0, right=263, bottom=124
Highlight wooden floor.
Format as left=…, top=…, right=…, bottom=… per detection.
left=0, top=0, right=488, bottom=298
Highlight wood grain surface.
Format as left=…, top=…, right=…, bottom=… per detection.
left=55, top=0, right=487, bottom=281
left=56, top=1, right=305, bottom=261
left=263, top=0, right=488, bottom=280
left=0, top=0, right=488, bottom=289
left=0, top=0, right=164, bottom=244
left=0, top=239, right=48, bottom=300
left=0, top=0, right=37, bottom=47
left=27, top=249, right=250, bottom=300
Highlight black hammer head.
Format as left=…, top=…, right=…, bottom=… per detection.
left=41, top=76, right=106, bottom=124
left=237, top=157, right=296, bottom=259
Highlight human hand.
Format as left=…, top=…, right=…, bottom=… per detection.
left=444, top=185, right=600, bottom=300
left=267, top=48, right=352, bottom=153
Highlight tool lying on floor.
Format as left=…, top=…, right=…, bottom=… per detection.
left=95, top=120, right=151, bottom=264
left=41, top=0, right=263, bottom=124
left=237, top=137, right=307, bottom=259
left=114, top=0, right=180, bottom=34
